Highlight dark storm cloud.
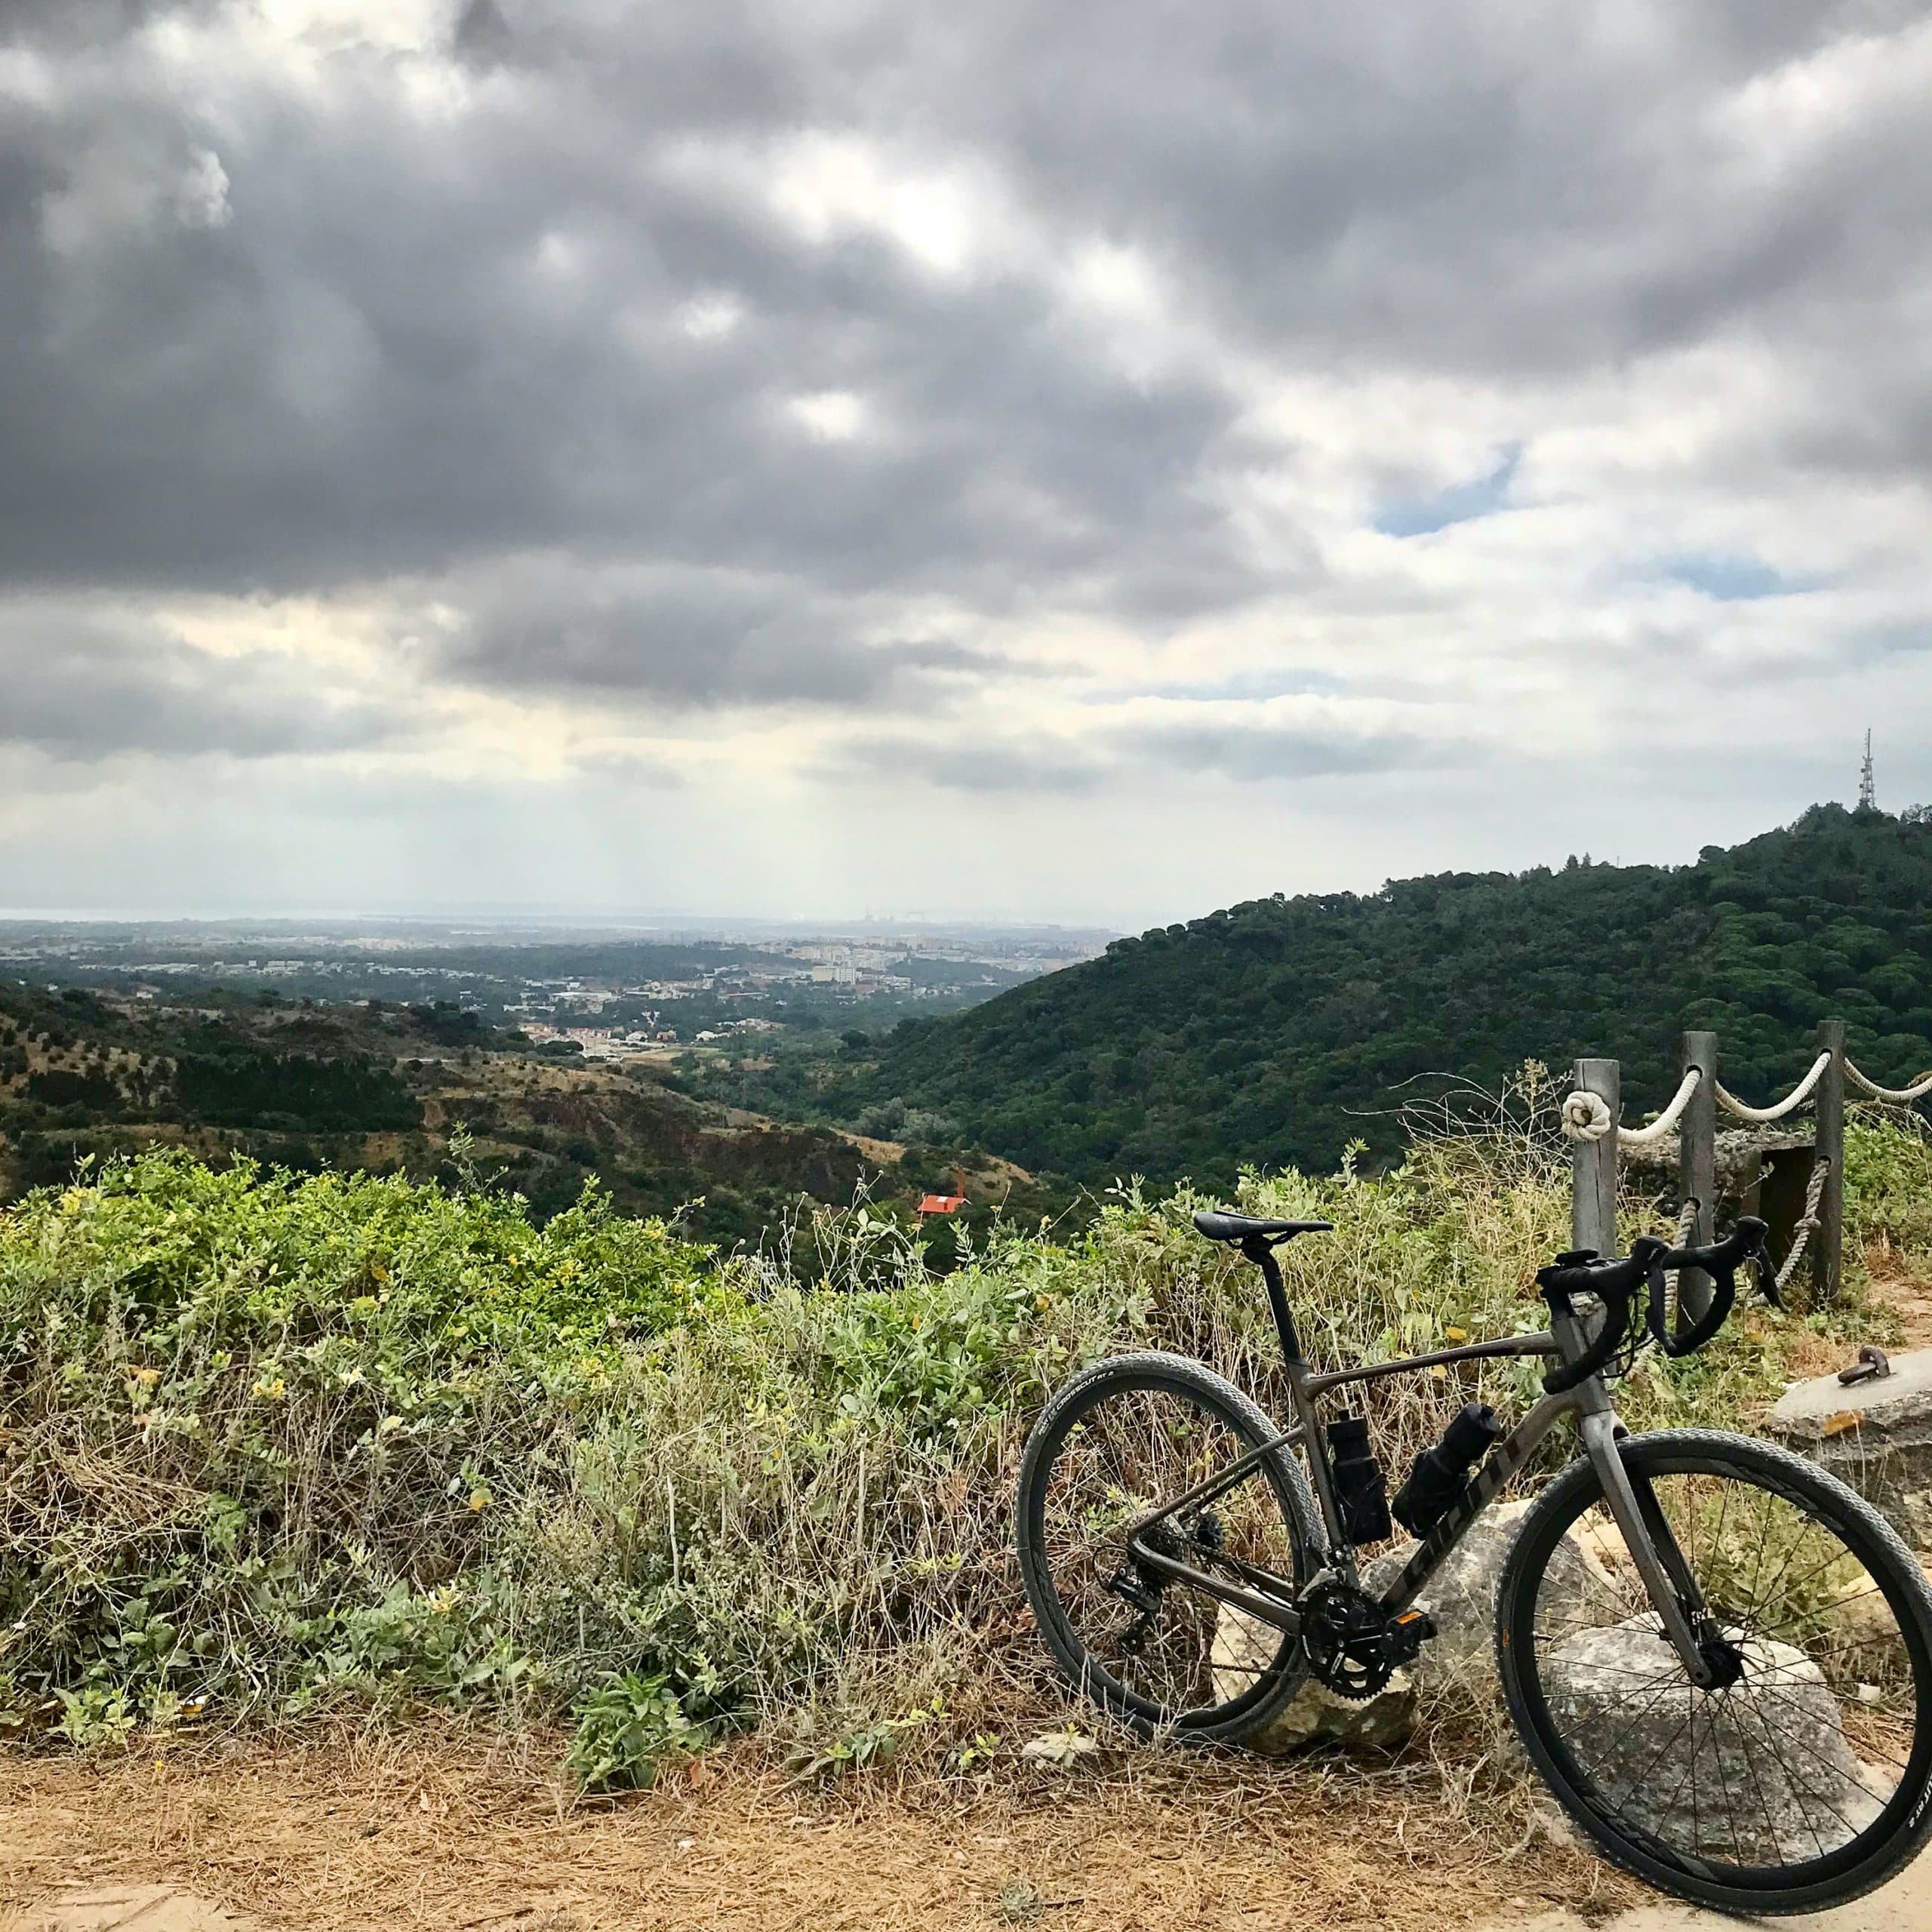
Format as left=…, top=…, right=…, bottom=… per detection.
left=0, top=605, right=390, bottom=758
left=0, top=0, right=1928, bottom=713
left=0, top=4, right=1245, bottom=622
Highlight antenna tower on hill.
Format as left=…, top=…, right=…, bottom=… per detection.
left=1860, top=729, right=1876, bottom=811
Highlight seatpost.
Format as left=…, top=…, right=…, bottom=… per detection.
left=1243, top=1235, right=1303, bottom=1367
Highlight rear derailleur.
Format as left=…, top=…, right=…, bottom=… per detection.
left=1104, top=1512, right=1226, bottom=1656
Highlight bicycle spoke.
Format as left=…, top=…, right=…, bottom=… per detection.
left=1729, top=1694, right=1860, bottom=1856
left=1518, top=1455, right=1925, bottom=1884
left=1029, top=1369, right=1305, bottom=1731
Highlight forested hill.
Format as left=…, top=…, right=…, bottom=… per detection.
left=832, top=804, right=1932, bottom=1189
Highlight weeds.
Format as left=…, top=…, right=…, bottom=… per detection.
left=0, top=1097, right=1914, bottom=1795
left=1848, top=1105, right=1932, bottom=1279
left=564, top=1669, right=707, bottom=1792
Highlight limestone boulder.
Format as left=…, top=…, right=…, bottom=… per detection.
left=1538, top=1617, right=1887, bottom=1866
left=1214, top=1499, right=1610, bottom=1752
left=1211, top=1603, right=1415, bottom=1751
left=1363, top=1499, right=1611, bottom=1693
left=1767, top=1347, right=1932, bottom=1549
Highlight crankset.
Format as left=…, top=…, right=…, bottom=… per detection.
left=1298, top=1579, right=1433, bottom=1700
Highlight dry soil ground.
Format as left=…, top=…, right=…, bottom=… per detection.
left=0, top=1726, right=1636, bottom=1932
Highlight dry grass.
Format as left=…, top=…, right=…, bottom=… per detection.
left=0, top=1724, right=1638, bottom=1932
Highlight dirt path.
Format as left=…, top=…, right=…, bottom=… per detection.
left=0, top=1729, right=1635, bottom=1932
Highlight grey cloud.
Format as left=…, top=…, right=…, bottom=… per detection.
left=0, top=14, right=1247, bottom=620
left=451, top=0, right=515, bottom=67
left=921, top=2, right=1928, bottom=377
left=1120, top=721, right=1468, bottom=783
left=838, top=715, right=1464, bottom=793
left=0, top=605, right=391, bottom=758
left=439, top=561, right=1038, bottom=709
left=838, top=735, right=1106, bottom=795
left=0, top=0, right=1926, bottom=738
left=0, top=1, right=214, bottom=48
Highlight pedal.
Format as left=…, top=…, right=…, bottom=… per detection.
left=1389, top=1609, right=1435, bottom=1663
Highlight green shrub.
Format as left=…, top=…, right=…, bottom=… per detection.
left=1847, top=1107, right=1932, bottom=1273
left=565, top=1669, right=707, bottom=1792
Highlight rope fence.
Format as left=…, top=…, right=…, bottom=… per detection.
left=1715, top=1050, right=1832, bottom=1124
left=1557, top=1017, right=1927, bottom=1305
left=1774, top=1156, right=1831, bottom=1297
left=1560, top=1065, right=1703, bottom=1146
left=1847, top=1061, right=1932, bottom=1105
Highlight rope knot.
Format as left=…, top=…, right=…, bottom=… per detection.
left=1561, top=1090, right=1614, bottom=1143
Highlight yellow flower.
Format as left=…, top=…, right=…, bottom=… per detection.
left=1444, top=1326, right=1467, bottom=1344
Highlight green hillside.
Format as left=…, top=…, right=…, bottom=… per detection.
left=0, top=985, right=906, bottom=1247
left=823, top=804, right=1932, bottom=1188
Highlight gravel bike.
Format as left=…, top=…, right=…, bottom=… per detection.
left=1015, top=1210, right=1932, bottom=1914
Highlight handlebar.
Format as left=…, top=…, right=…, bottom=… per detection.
left=1536, top=1217, right=1772, bottom=1391
left=1537, top=1237, right=1668, bottom=1392
left=1647, top=1215, right=1770, bottom=1355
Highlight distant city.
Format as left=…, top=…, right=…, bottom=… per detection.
left=0, top=917, right=1115, bottom=1059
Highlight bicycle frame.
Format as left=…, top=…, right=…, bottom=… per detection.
left=1124, top=1241, right=1721, bottom=1684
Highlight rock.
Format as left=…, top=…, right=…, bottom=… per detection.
left=1212, top=1604, right=1415, bottom=1749
left=1019, top=1728, right=1098, bottom=1768
left=1214, top=1500, right=1616, bottom=1752
left=1212, top=1602, right=1420, bottom=1752
left=1767, top=1347, right=1932, bottom=1549
left=1539, top=1616, right=1886, bottom=1866
left=1257, top=1669, right=1417, bottom=1751
left=1363, top=1500, right=1607, bottom=1694
left=995, top=1881, right=1044, bottom=1922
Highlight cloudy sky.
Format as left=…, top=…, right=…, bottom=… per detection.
left=3, top=0, right=1929, bottom=924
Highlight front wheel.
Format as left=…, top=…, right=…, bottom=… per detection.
left=1497, top=1428, right=1932, bottom=1915
left=1016, top=1351, right=1318, bottom=1743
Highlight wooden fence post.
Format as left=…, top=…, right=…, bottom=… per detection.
left=1814, top=1017, right=1847, bottom=1301
left=1572, top=1057, right=1620, bottom=1257
left=1678, top=1029, right=1718, bottom=1319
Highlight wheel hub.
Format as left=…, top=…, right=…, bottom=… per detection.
left=1697, top=1632, right=1748, bottom=1692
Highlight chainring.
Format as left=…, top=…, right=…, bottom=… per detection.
left=1298, top=1578, right=1398, bottom=1700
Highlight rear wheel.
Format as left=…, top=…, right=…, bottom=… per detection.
left=1016, top=1351, right=1318, bottom=1743
left=1497, top=1429, right=1932, bottom=1914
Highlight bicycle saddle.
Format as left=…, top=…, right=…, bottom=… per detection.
left=1191, top=1210, right=1334, bottom=1245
